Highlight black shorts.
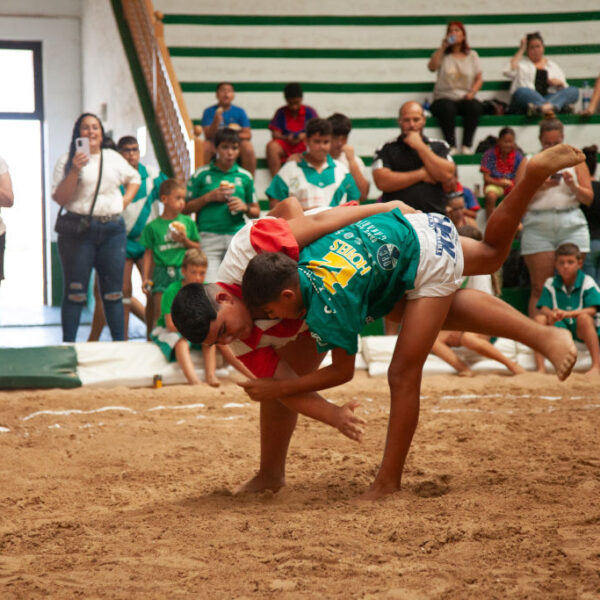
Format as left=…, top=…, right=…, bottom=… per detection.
left=0, top=232, right=5, bottom=281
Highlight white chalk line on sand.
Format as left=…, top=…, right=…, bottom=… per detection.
left=0, top=426, right=10, bottom=433
left=23, top=406, right=137, bottom=421
left=147, top=403, right=205, bottom=412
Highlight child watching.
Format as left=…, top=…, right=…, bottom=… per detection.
left=184, top=128, right=260, bottom=283
left=239, top=143, right=582, bottom=500
left=200, top=82, right=256, bottom=175
left=141, top=179, right=200, bottom=328
left=266, top=118, right=361, bottom=211
left=480, top=127, right=524, bottom=220
left=266, top=82, right=318, bottom=177
left=534, top=242, right=600, bottom=376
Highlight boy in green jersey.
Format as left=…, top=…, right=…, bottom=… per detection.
left=534, top=242, right=600, bottom=376
left=141, top=179, right=201, bottom=328
left=240, top=143, right=584, bottom=500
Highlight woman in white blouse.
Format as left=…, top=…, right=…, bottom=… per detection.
left=428, top=21, right=484, bottom=154
left=52, top=113, right=140, bottom=342
left=505, top=32, right=579, bottom=117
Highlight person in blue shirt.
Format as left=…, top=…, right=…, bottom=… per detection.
left=201, top=82, right=256, bottom=175
left=535, top=242, right=600, bottom=376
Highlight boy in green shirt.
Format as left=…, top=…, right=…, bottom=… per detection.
left=141, top=179, right=200, bottom=328
left=239, top=143, right=584, bottom=500
left=534, top=242, right=600, bottom=376
left=184, top=128, right=260, bottom=282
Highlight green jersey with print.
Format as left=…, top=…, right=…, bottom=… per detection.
left=186, top=160, right=256, bottom=234
left=139, top=214, right=200, bottom=267
left=298, top=209, right=420, bottom=354
left=157, top=280, right=184, bottom=328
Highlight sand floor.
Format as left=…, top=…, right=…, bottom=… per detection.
left=0, top=371, right=599, bottom=599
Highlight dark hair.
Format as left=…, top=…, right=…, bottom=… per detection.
left=214, top=127, right=240, bottom=148
left=159, top=178, right=185, bottom=198
left=445, top=21, right=470, bottom=54
left=327, top=113, right=352, bottom=137
left=582, top=145, right=598, bottom=177
left=171, top=283, right=218, bottom=344
left=64, top=113, right=110, bottom=176
left=457, top=224, right=483, bottom=241
left=539, top=118, right=564, bottom=137
left=117, top=135, right=138, bottom=150
left=216, top=81, right=234, bottom=92
left=555, top=242, right=581, bottom=260
left=305, top=118, right=333, bottom=139
left=284, top=82, right=303, bottom=100
left=498, top=127, right=516, bottom=139
left=242, top=252, right=300, bottom=309
left=526, top=31, right=544, bottom=52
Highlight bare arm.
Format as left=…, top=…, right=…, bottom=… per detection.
left=216, top=344, right=257, bottom=379
left=510, top=37, right=527, bottom=71
left=0, top=171, right=14, bottom=207
left=288, top=200, right=417, bottom=249
left=203, top=108, right=223, bottom=141
left=428, top=39, right=449, bottom=72
left=142, top=248, right=154, bottom=291
left=183, top=187, right=229, bottom=214
left=342, top=146, right=370, bottom=200
left=52, top=152, right=88, bottom=206
left=564, top=163, right=593, bottom=207
left=239, top=127, right=252, bottom=141
left=373, top=166, right=430, bottom=193
left=464, top=71, right=483, bottom=99
left=585, top=76, right=600, bottom=114
left=406, top=133, right=455, bottom=183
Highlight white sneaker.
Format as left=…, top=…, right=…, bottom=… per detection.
left=461, top=145, right=474, bottom=155
left=449, top=146, right=458, bottom=156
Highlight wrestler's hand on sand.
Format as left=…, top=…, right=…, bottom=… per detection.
left=333, top=402, right=366, bottom=442
left=237, top=378, right=280, bottom=402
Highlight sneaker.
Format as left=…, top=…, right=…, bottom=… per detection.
left=449, top=146, right=458, bottom=156
left=461, top=145, right=474, bottom=155
left=527, top=103, right=541, bottom=117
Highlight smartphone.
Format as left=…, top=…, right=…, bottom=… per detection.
left=75, top=137, right=90, bottom=157
left=550, top=172, right=563, bottom=181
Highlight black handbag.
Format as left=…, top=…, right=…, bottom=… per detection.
left=54, top=150, right=103, bottom=237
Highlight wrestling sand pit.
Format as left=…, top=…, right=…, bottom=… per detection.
left=1, top=371, right=599, bottom=598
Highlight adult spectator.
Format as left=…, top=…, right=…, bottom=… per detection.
left=428, top=21, right=484, bottom=154
left=327, top=113, right=370, bottom=201
left=0, top=155, right=14, bottom=288
left=581, top=145, right=600, bottom=285
left=266, top=118, right=361, bottom=210
left=266, top=83, right=318, bottom=177
left=88, top=135, right=167, bottom=341
left=505, top=33, right=579, bottom=117
left=517, top=118, right=592, bottom=317
left=201, top=82, right=256, bottom=175
left=372, top=101, right=455, bottom=214
left=52, top=113, right=140, bottom=342
left=184, top=128, right=260, bottom=282
left=581, top=74, right=600, bottom=116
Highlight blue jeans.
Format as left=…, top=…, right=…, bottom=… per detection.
left=509, top=86, right=579, bottom=113
left=58, top=216, right=126, bottom=342
left=583, top=238, right=600, bottom=287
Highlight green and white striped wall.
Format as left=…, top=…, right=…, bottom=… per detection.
left=153, top=1, right=600, bottom=202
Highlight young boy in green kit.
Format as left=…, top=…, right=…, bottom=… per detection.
left=534, top=242, right=600, bottom=376
left=240, top=144, right=583, bottom=500
left=141, top=179, right=200, bottom=328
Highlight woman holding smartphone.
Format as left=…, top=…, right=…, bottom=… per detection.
left=428, top=21, right=484, bottom=154
left=516, top=118, right=592, bottom=317
left=52, top=113, right=140, bottom=342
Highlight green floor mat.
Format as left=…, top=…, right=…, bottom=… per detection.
left=0, top=346, right=81, bottom=389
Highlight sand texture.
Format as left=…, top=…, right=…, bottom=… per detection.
left=0, top=371, right=599, bottom=599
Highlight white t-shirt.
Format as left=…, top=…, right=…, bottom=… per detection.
left=528, top=165, right=579, bottom=211
left=433, top=51, right=482, bottom=101
left=0, top=156, right=8, bottom=236
left=333, top=152, right=368, bottom=181
left=52, top=148, right=141, bottom=217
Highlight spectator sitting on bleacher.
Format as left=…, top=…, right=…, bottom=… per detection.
left=266, top=82, right=318, bottom=177
left=445, top=191, right=478, bottom=230
left=505, top=33, right=579, bottom=117
left=428, top=21, right=484, bottom=155
left=327, top=113, right=370, bottom=201
left=581, top=145, right=600, bottom=286
left=201, top=82, right=256, bottom=176
left=442, top=168, right=479, bottom=219
left=581, top=74, right=600, bottom=116
left=372, top=101, right=454, bottom=214
left=480, top=127, right=524, bottom=221
left=266, top=118, right=361, bottom=211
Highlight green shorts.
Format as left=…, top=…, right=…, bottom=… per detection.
left=152, top=264, right=182, bottom=294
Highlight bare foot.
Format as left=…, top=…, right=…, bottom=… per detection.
left=527, top=144, right=585, bottom=182
left=357, top=480, right=400, bottom=501
left=458, top=368, right=475, bottom=377
left=206, top=378, right=220, bottom=388
left=585, top=365, right=600, bottom=377
left=538, top=327, right=577, bottom=381
left=234, top=472, right=286, bottom=495
left=508, top=363, right=526, bottom=375
left=536, top=367, right=547, bottom=374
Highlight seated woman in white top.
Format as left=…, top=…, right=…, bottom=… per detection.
left=52, top=113, right=140, bottom=342
left=504, top=32, right=579, bottom=116
left=428, top=21, right=484, bottom=154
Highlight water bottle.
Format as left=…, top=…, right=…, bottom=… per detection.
left=582, top=81, right=592, bottom=112
left=422, top=98, right=431, bottom=118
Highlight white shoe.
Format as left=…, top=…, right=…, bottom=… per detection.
left=461, top=145, right=474, bottom=155
left=449, top=146, right=458, bottom=156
